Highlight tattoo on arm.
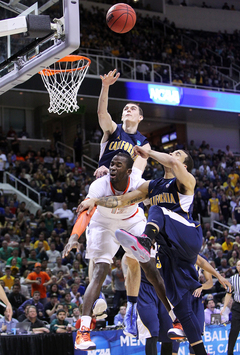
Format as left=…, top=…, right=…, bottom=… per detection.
left=97, top=192, right=147, bottom=208
left=98, top=196, right=119, bottom=208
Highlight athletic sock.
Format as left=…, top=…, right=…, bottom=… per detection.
left=169, top=309, right=176, bottom=322
left=127, top=296, right=138, bottom=304
left=80, top=316, right=92, bottom=330
left=142, top=224, right=159, bottom=241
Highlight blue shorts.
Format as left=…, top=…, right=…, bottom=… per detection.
left=157, top=247, right=201, bottom=307
left=149, top=205, right=203, bottom=264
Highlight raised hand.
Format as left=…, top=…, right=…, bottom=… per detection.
left=100, top=69, right=120, bottom=87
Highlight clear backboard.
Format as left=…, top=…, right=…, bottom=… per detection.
left=0, top=0, right=80, bottom=95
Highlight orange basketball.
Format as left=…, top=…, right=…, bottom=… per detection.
left=106, top=3, right=136, bottom=34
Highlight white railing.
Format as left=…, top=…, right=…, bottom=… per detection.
left=79, top=50, right=240, bottom=92
left=81, top=154, right=98, bottom=171
left=3, top=171, right=41, bottom=205
left=79, top=50, right=173, bottom=84
left=56, top=141, right=75, bottom=164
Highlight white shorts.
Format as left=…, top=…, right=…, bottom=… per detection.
left=86, top=209, right=146, bottom=264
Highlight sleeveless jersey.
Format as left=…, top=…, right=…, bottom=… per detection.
left=148, top=177, right=194, bottom=220
left=86, top=173, right=145, bottom=220
left=99, top=124, right=149, bottom=168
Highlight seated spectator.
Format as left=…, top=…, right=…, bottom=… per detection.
left=22, top=305, right=50, bottom=334
left=0, top=240, right=13, bottom=262
left=51, top=235, right=64, bottom=253
left=54, top=202, right=74, bottom=230
left=13, top=276, right=30, bottom=299
left=6, top=247, right=22, bottom=268
left=69, top=260, right=82, bottom=277
left=209, top=236, right=222, bottom=251
left=62, top=291, right=78, bottom=316
left=27, top=249, right=41, bottom=270
left=232, top=198, right=240, bottom=223
left=217, top=258, right=233, bottom=278
left=44, top=293, right=60, bottom=322
left=0, top=280, right=10, bottom=295
left=8, top=284, right=26, bottom=318
left=17, top=290, right=44, bottom=319
left=20, top=257, right=30, bottom=276
left=222, top=235, right=233, bottom=253
left=52, top=256, right=69, bottom=276
left=19, top=126, right=29, bottom=139
left=114, top=306, right=126, bottom=326
left=204, top=299, right=223, bottom=325
left=72, top=307, right=81, bottom=326
left=229, top=219, right=240, bottom=236
left=23, top=234, right=34, bottom=251
left=18, top=239, right=30, bottom=259
left=35, top=241, right=49, bottom=262
left=50, top=309, right=76, bottom=333
left=202, top=242, right=216, bottom=261
left=61, top=251, right=74, bottom=266
left=47, top=283, right=64, bottom=301
left=0, top=307, right=18, bottom=333
left=49, top=303, right=64, bottom=323
left=46, top=242, right=61, bottom=269
left=33, top=232, right=50, bottom=251
left=54, top=221, right=68, bottom=239
left=0, top=265, right=15, bottom=289
left=228, top=250, right=239, bottom=268
left=70, top=283, right=83, bottom=306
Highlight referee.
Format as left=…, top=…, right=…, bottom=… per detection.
left=221, top=260, right=240, bottom=355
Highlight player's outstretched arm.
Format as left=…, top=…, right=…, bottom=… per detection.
left=77, top=181, right=149, bottom=214
left=134, top=146, right=195, bottom=193
left=133, top=143, right=151, bottom=173
left=196, top=255, right=231, bottom=292
left=97, top=69, right=120, bottom=141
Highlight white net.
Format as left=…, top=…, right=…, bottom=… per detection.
left=39, top=55, right=90, bottom=115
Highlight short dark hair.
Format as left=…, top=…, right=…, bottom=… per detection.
left=182, top=150, right=194, bottom=172
left=57, top=309, right=66, bottom=315
left=113, top=152, right=134, bottom=169
left=124, top=102, right=143, bottom=117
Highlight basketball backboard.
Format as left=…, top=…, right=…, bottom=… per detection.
left=0, top=0, right=80, bottom=95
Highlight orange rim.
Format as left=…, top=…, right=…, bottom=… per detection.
left=39, top=55, right=91, bottom=76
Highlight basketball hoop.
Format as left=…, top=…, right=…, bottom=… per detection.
left=39, top=55, right=91, bottom=115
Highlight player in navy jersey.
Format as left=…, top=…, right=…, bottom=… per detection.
left=95, top=69, right=151, bottom=178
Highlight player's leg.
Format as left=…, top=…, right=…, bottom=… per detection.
left=227, top=304, right=240, bottom=355
left=76, top=221, right=119, bottom=351
left=75, top=262, right=109, bottom=350
left=115, top=205, right=202, bottom=264
left=171, top=292, right=207, bottom=355
left=124, top=256, right=141, bottom=337
left=140, top=258, right=171, bottom=313
left=89, top=260, right=108, bottom=320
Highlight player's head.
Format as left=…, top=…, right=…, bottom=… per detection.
left=121, top=103, right=143, bottom=124
left=170, top=149, right=193, bottom=172
left=109, top=152, right=133, bottom=184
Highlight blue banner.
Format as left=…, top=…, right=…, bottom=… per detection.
left=73, top=324, right=240, bottom=355
left=125, top=82, right=240, bottom=113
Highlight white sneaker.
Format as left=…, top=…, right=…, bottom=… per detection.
left=75, top=327, right=96, bottom=351
left=92, top=298, right=108, bottom=320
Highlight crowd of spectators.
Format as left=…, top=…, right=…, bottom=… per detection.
left=1, top=3, right=240, bottom=91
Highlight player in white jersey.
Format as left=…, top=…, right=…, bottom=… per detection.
left=63, top=152, right=149, bottom=350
